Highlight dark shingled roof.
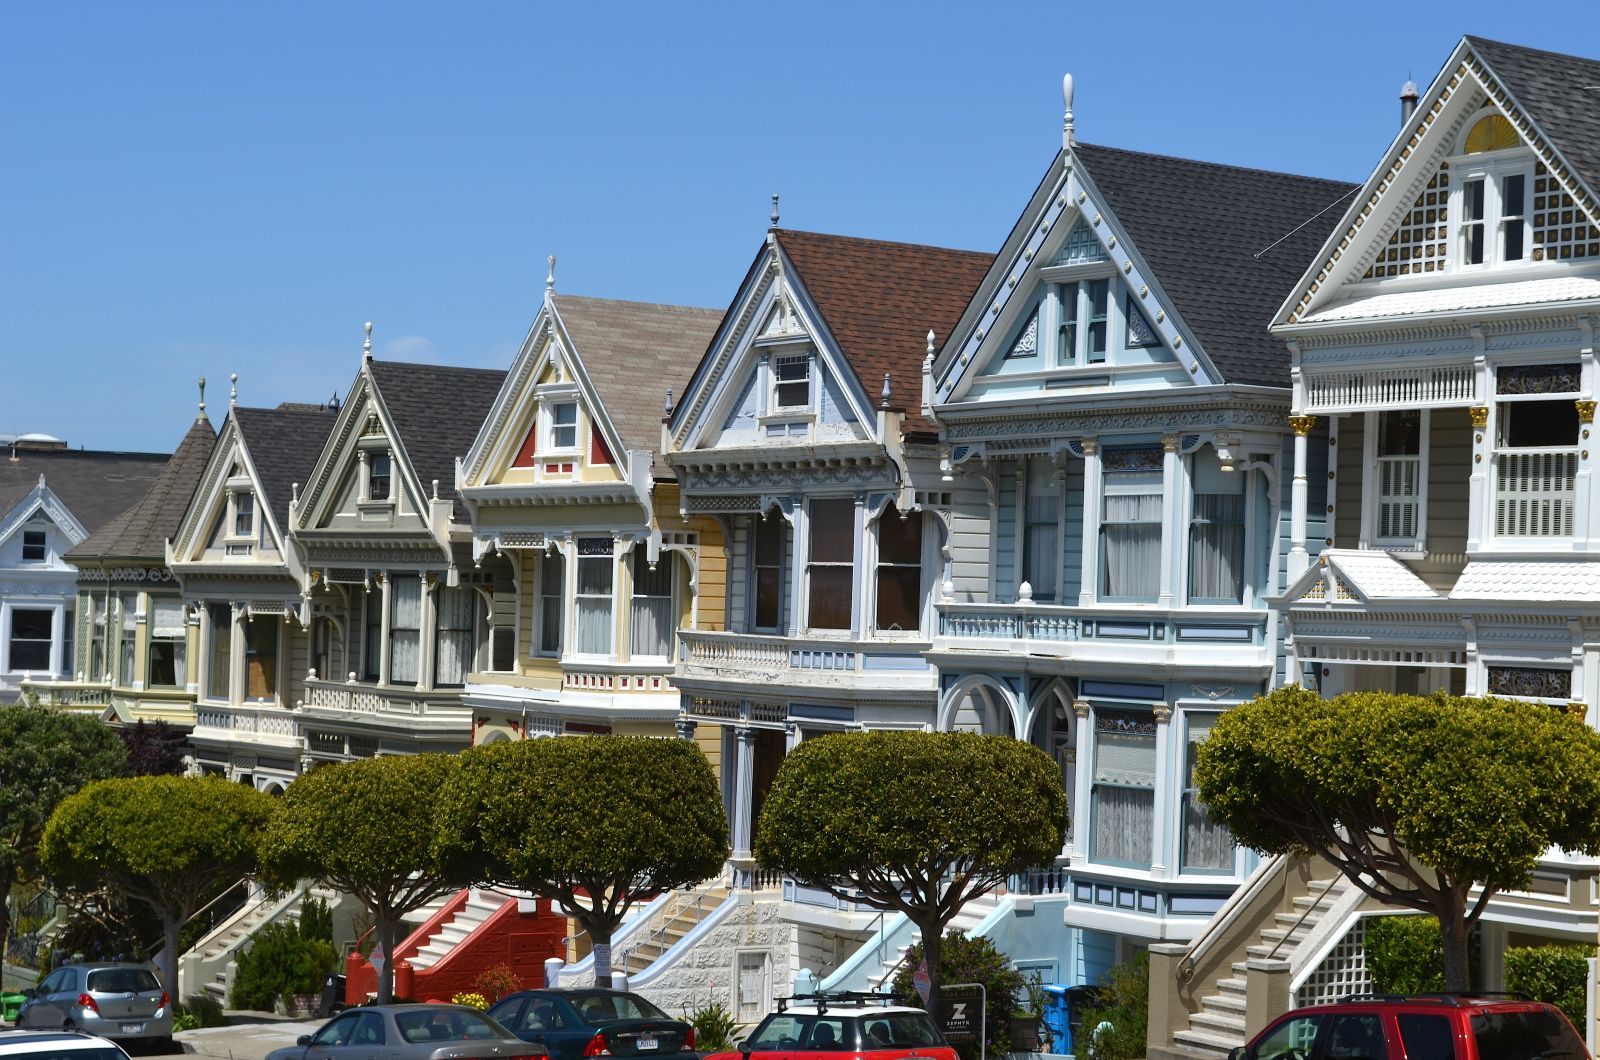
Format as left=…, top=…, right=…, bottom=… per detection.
left=231, top=404, right=340, bottom=535
left=69, top=417, right=217, bottom=562
left=1467, top=37, right=1600, bottom=198
left=0, top=446, right=169, bottom=535
left=1071, top=143, right=1358, bottom=387
left=367, top=360, right=507, bottom=521
left=774, top=230, right=994, bottom=436
left=554, top=294, right=724, bottom=476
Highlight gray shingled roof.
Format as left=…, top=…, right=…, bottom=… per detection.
left=0, top=446, right=168, bottom=537
left=554, top=294, right=723, bottom=474
left=68, top=417, right=218, bottom=562
left=1072, top=143, right=1358, bottom=388
left=367, top=361, right=507, bottom=521
left=1467, top=37, right=1600, bottom=200
left=231, top=404, right=340, bottom=535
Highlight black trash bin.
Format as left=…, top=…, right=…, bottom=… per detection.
left=318, top=974, right=347, bottom=1018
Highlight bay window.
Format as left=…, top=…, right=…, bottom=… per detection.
left=117, top=592, right=137, bottom=686
left=146, top=599, right=186, bottom=688
left=538, top=551, right=564, bottom=656
left=575, top=539, right=614, bottom=655
left=434, top=586, right=475, bottom=686
left=1090, top=709, right=1156, bottom=867
left=1021, top=457, right=1060, bottom=601
left=208, top=603, right=231, bottom=699
left=751, top=514, right=785, bottom=632
left=1180, top=715, right=1233, bottom=872
left=874, top=506, right=923, bottom=632
left=362, top=587, right=382, bottom=680
left=630, top=549, right=674, bottom=659
left=1189, top=449, right=1245, bottom=604
left=89, top=598, right=107, bottom=680
left=1100, top=454, right=1163, bottom=601
left=806, top=498, right=854, bottom=630
left=389, top=575, right=422, bottom=683
left=245, top=616, right=278, bottom=700
left=7, top=609, right=51, bottom=671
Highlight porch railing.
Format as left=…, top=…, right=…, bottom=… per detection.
left=936, top=602, right=1266, bottom=648
left=1495, top=449, right=1577, bottom=536
left=299, top=677, right=469, bottom=719
left=1303, top=362, right=1478, bottom=412
left=678, top=631, right=932, bottom=687
left=194, top=705, right=298, bottom=740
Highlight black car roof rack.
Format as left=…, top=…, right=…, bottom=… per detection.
left=775, top=991, right=899, bottom=1014
left=1337, top=992, right=1533, bottom=1005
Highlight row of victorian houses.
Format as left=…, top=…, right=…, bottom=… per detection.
left=6, top=32, right=1600, bottom=1057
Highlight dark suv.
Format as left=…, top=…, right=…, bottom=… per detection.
left=1231, top=993, right=1588, bottom=1060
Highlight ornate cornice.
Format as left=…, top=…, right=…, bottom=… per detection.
left=941, top=400, right=1287, bottom=441
left=675, top=264, right=780, bottom=449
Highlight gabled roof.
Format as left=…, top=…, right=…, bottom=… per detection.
left=774, top=229, right=994, bottom=436
left=68, top=417, right=217, bottom=563
left=366, top=361, right=507, bottom=520
left=0, top=446, right=168, bottom=535
left=553, top=294, right=723, bottom=462
left=1071, top=144, right=1356, bottom=387
left=230, top=404, right=340, bottom=534
left=1466, top=37, right=1600, bottom=199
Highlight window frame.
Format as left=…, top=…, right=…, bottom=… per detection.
left=628, top=547, right=676, bottom=662
left=750, top=513, right=786, bottom=634
left=432, top=585, right=477, bottom=687
left=367, top=450, right=393, bottom=502
left=1491, top=368, right=1583, bottom=541
left=387, top=574, right=423, bottom=685
left=872, top=506, right=925, bottom=637
left=573, top=538, right=616, bottom=658
left=243, top=613, right=279, bottom=701
left=1450, top=145, right=1534, bottom=272
left=20, top=529, right=46, bottom=562
left=145, top=598, right=187, bottom=690
left=805, top=497, right=856, bottom=633
left=771, top=353, right=812, bottom=412
left=1040, top=263, right=1119, bottom=368
left=536, top=549, right=565, bottom=659
left=1019, top=456, right=1062, bottom=603
left=6, top=606, right=54, bottom=673
left=1360, top=409, right=1430, bottom=552
left=1187, top=448, right=1250, bottom=606
left=543, top=400, right=580, bottom=454
left=1098, top=462, right=1164, bottom=604
left=1086, top=704, right=1158, bottom=870
left=1178, top=712, right=1235, bottom=876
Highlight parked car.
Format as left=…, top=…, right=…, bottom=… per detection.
left=488, top=989, right=697, bottom=1060
left=14, top=964, right=170, bottom=1050
left=264, top=1004, right=543, bottom=1060
left=0, top=1030, right=131, bottom=1060
left=1230, top=993, right=1589, bottom=1060
left=700, top=992, right=958, bottom=1060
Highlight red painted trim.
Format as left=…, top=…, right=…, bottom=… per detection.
left=511, top=418, right=538, bottom=467
left=590, top=430, right=614, bottom=466
left=344, top=888, right=471, bottom=1005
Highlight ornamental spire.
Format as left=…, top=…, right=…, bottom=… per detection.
left=1062, top=73, right=1076, bottom=148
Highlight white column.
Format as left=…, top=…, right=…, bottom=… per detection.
left=787, top=502, right=805, bottom=637
left=731, top=725, right=757, bottom=862
left=229, top=605, right=246, bottom=706
left=1151, top=702, right=1173, bottom=880
left=1287, top=416, right=1315, bottom=580
left=1078, top=441, right=1101, bottom=607
left=1070, top=698, right=1093, bottom=861
left=1467, top=407, right=1490, bottom=551
left=850, top=493, right=866, bottom=636
left=377, top=575, right=392, bottom=685
left=418, top=576, right=437, bottom=690
left=1159, top=435, right=1179, bottom=609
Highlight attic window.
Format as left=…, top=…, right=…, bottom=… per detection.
left=1464, top=114, right=1518, bottom=154
left=774, top=355, right=810, bottom=410
left=548, top=402, right=578, bottom=451
left=233, top=493, right=255, bottom=538
left=369, top=452, right=392, bottom=501
left=22, top=530, right=45, bottom=562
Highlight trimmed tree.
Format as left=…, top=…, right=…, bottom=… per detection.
left=1196, top=687, right=1600, bottom=991
left=0, top=704, right=128, bottom=960
left=434, top=735, right=729, bottom=985
left=258, top=754, right=468, bottom=1003
left=40, top=774, right=273, bottom=994
left=753, top=730, right=1069, bottom=1015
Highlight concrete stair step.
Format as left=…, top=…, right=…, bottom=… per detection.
left=1215, top=977, right=1247, bottom=997
left=1171, top=1026, right=1245, bottom=1056
left=1200, top=993, right=1245, bottom=1016
left=1188, top=1009, right=1246, bottom=1036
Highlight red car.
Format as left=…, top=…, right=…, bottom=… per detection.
left=706, top=993, right=957, bottom=1060
left=1231, top=993, right=1588, bottom=1060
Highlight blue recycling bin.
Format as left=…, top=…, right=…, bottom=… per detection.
left=1041, top=985, right=1070, bottom=1054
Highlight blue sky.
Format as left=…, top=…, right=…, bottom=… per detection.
left=0, top=2, right=1587, bottom=452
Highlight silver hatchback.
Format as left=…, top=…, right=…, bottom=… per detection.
left=15, top=963, right=172, bottom=1047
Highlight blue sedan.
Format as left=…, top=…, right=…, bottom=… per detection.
left=486, top=990, right=697, bottom=1060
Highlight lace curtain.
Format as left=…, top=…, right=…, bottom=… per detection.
left=1189, top=493, right=1246, bottom=602
left=576, top=556, right=614, bottom=655
left=117, top=592, right=137, bottom=686
left=1092, top=726, right=1155, bottom=865
left=389, top=576, right=422, bottom=684
left=434, top=587, right=475, bottom=686
left=1023, top=456, right=1060, bottom=600
left=1101, top=492, right=1162, bottom=599
left=630, top=552, right=673, bottom=659
left=539, top=552, right=564, bottom=655
left=1182, top=715, right=1234, bottom=870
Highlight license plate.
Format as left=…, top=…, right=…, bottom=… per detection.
left=120, top=1023, right=144, bottom=1034
left=637, top=1037, right=658, bottom=1051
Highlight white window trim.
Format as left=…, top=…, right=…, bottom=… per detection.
left=572, top=539, right=617, bottom=660
left=1039, top=262, right=1117, bottom=368
left=359, top=444, right=397, bottom=507
left=1489, top=382, right=1583, bottom=545
left=19, top=527, right=48, bottom=564
left=626, top=547, right=676, bottom=663
left=2, top=601, right=63, bottom=676
left=1448, top=144, right=1534, bottom=273
left=866, top=507, right=932, bottom=640
left=1359, top=409, right=1430, bottom=553
left=1180, top=455, right=1256, bottom=609
left=801, top=497, right=858, bottom=637
left=541, top=398, right=581, bottom=456
left=769, top=351, right=814, bottom=414
left=534, top=548, right=564, bottom=659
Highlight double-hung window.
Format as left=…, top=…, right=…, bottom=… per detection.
left=368, top=452, right=392, bottom=501
left=773, top=355, right=810, bottom=410
left=388, top=575, right=422, bottom=684
left=874, top=506, right=923, bottom=633
left=1189, top=449, right=1246, bottom=604
left=146, top=599, right=186, bottom=689
left=629, top=550, right=674, bottom=660
left=7, top=609, right=51, bottom=671
left=751, top=515, right=784, bottom=632
left=806, top=498, right=854, bottom=630
left=117, top=592, right=138, bottom=686
left=1099, top=452, right=1163, bottom=601
left=1021, top=457, right=1060, bottom=601
left=538, top=551, right=564, bottom=656
left=21, top=530, right=46, bottom=562
left=547, top=401, right=578, bottom=451
left=1054, top=279, right=1109, bottom=365
left=208, top=603, right=231, bottom=699
left=362, top=587, right=382, bottom=680
left=1090, top=709, right=1156, bottom=867
left=233, top=493, right=255, bottom=538
left=575, top=539, right=615, bottom=656
left=1180, top=715, right=1233, bottom=872
left=434, top=587, right=475, bottom=687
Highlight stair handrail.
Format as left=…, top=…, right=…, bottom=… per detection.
left=1265, top=872, right=1346, bottom=962
left=1177, top=853, right=1287, bottom=984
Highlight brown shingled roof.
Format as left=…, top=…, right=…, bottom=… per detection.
left=68, top=416, right=218, bottom=563
left=774, top=229, right=994, bottom=437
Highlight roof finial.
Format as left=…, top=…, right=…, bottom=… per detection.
left=881, top=371, right=892, bottom=409
left=662, top=388, right=675, bottom=422
left=197, top=377, right=207, bottom=421
left=770, top=193, right=780, bottom=229
left=926, top=329, right=937, bottom=361
left=546, top=254, right=556, bottom=296
left=363, top=321, right=373, bottom=361
left=229, top=373, right=238, bottom=407
left=1062, top=73, right=1075, bottom=148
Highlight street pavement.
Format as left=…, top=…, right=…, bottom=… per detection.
left=176, top=1015, right=325, bottom=1059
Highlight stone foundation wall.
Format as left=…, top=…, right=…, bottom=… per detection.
left=635, top=899, right=795, bottom=1026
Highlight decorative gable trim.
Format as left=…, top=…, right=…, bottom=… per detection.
left=0, top=479, right=88, bottom=552
left=292, top=366, right=427, bottom=535
left=167, top=417, right=296, bottom=571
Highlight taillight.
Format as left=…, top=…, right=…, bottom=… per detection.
left=76, top=994, right=99, bottom=1014
left=158, top=991, right=170, bottom=1011
left=583, top=1033, right=609, bottom=1057
left=683, top=1028, right=696, bottom=1051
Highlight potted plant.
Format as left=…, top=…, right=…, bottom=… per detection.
left=1009, top=971, right=1052, bottom=1053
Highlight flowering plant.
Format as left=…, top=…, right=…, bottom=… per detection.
left=453, top=992, right=490, bottom=1010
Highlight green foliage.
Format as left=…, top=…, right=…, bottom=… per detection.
left=683, top=998, right=739, bottom=1053
left=1504, top=944, right=1589, bottom=1029
left=172, top=1011, right=200, bottom=1032
left=1196, top=689, right=1600, bottom=988
left=1365, top=916, right=1448, bottom=994
left=230, top=920, right=340, bottom=1011
left=756, top=731, right=1067, bottom=1001
left=890, top=932, right=1025, bottom=1060
left=1076, top=952, right=1149, bottom=1060
left=0, top=704, right=128, bottom=951
left=175, top=993, right=226, bottom=1029
left=433, top=736, right=728, bottom=954
left=299, top=896, right=333, bottom=942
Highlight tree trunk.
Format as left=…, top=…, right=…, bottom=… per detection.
left=590, top=921, right=612, bottom=987
left=1438, top=889, right=1473, bottom=992
left=918, top=917, right=944, bottom=1026
left=158, top=913, right=181, bottom=1003
left=377, top=915, right=399, bottom=1004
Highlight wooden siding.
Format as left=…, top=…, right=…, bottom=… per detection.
left=1415, top=406, right=1470, bottom=589
left=1334, top=414, right=1363, bottom=548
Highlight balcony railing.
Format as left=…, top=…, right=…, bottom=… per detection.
left=1495, top=449, right=1577, bottom=536
left=299, top=677, right=471, bottom=720
left=1304, top=362, right=1478, bottom=413
left=677, top=631, right=933, bottom=691
left=1375, top=455, right=1421, bottom=542
left=561, top=660, right=676, bottom=694
left=936, top=602, right=1266, bottom=650
left=194, top=704, right=298, bottom=741
left=18, top=679, right=111, bottom=709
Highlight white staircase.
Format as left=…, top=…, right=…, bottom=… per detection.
left=1169, top=877, right=1352, bottom=1058
left=864, top=892, right=1004, bottom=991
left=619, top=885, right=731, bottom=976
left=407, top=889, right=513, bottom=971
left=185, top=883, right=317, bottom=1000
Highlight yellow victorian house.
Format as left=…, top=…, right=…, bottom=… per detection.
left=456, top=269, right=725, bottom=759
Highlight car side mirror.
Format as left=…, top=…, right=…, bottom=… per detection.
left=20, top=988, right=34, bottom=999
left=297, top=1036, right=312, bottom=1047
left=738, top=1040, right=751, bottom=1055
left=1228, top=1049, right=1246, bottom=1060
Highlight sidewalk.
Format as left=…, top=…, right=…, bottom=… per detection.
left=176, top=1013, right=324, bottom=1060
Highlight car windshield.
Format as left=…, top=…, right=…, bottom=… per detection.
left=395, top=1009, right=507, bottom=1043
left=861, top=1014, right=945, bottom=1048
left=86, top=969, right=159, bottom=994
left=1470, top=1009, right=1587, bottom=1060
left=747, top=1015, right=855, bottom=1051
left=570, top=993, right=669, bottom=1023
